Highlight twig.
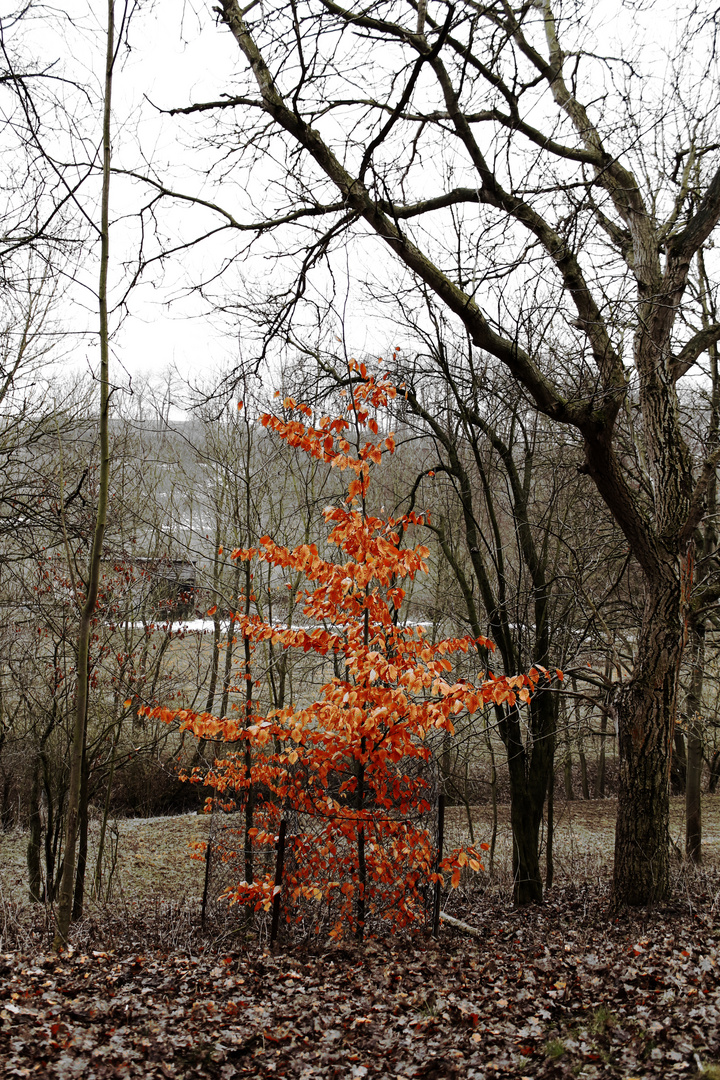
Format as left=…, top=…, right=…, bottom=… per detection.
left=439, top=911, right=483, bottom=937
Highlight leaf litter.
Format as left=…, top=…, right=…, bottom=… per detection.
left=2, top=877, right=720, bottom=1079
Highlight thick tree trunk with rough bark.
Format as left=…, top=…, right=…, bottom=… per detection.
left=509, top=792, right=544, bottom=905
left=611, top=572, right=686, bottom=908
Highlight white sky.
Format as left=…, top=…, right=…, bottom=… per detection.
left=8, top=0, right=709, bottom=401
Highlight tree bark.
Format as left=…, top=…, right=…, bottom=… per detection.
left=546, top=761, right=554, bottom=890
left=72, top=739, right=90, bottom=922
left=503, top=688, right=556, bottom=905
left=44, top=755, right=58, bottom=901
left=578, top=749, right=589, bottom=799
left=685, top=622, right=705, bottom=863
left=595, top=713, right=607, bottom=798
left=485, top=721, right=497, bottom=876
left=611, top=571, right=686, bottom=908
left=709, top=751, right=720, bottom=795
left=671, top=728, right=687, bottom=794
left=197, top=514, right=225, bottom=763
left=563, top=712, right=574, bottom=801
left=572, top=678, right=590, bottom=799
left=27, top=754, right=43, bottom=903
left=94, top=714, right=121, bottom=899
left=686, top=721, right=703, bottom=863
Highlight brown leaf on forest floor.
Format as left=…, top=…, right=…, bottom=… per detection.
left=1, top=880, right=720, bottom=1078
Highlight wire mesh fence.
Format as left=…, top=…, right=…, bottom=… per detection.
left=200, top=752, right=449, bottom=942
left=196, top=708, right=622, bottom=940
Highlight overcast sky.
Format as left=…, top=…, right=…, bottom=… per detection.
left=13, top=0, right=705, bottom=404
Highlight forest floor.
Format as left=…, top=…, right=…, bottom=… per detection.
left=1, top=797, right=720, bottom=1079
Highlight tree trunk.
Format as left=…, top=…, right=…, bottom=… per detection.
left=219, top=560, right=241, bottom=720
left=611, top=574, right=685, bottom=909
left=242, top=558, right=254, bottom=888
left=43, top=751, right=58, bottom=901
left=485, top=721, right=498, bottom=876
left=562, top=694, right=574, bottom=800
left=671, top=728, right=687, bottom=794
left=54, top=0, right=114, bottom=950
left=72, top=741, right=90, bottom=921
left=578, top=745, right=590, bottom=800
left=461, top=760, right=475, bottom=845
left=510, top=793, right=543, bottom=904
left=709, top=751, right=720, bottom=795
left=196, top=518, right=224, bottom=764
left=94, top=711, right=122, bottom=899
left=686, top=722, right=703, bottom=863
left=27, top=755, right=43, bottom=903
left=572, top=679, right=590, bottom=799
left=595, top=713, right=607, bottom=798
left=356, top=746, right=366, bottom=937
left=687, top=248, right=719, bottom=861
left=545, top=762, right=554, bottom=890
left=503, top=689, right=555, bottom=906
left=685, top=621, right=704, bottom=864
left=563, top=753, right=574, bottom=801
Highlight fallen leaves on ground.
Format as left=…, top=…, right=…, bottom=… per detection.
left=1, top=884, right=720, bottom=1079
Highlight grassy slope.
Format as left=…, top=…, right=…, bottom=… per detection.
left=1, top=795, right=719, bottom=910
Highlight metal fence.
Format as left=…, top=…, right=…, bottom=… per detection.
left=200, top=753, right=446, bottom=942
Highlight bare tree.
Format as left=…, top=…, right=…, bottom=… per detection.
left=304, top=319, right=619, bottom=902
left=54, top=0, right=117, bottom=949
left=151, top=0, right=720, bottom=908
left=682, top=246, right=720, bottom=862
left=0, top=3, right=90, bottom=286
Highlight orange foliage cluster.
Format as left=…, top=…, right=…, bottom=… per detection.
left=143, top=367, right=553, bottom=937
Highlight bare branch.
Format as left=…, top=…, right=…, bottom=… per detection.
left=672, top=323, right=720, bottom=381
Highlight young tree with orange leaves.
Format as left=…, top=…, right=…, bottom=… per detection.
left=147, top=369, right=555, bottom=937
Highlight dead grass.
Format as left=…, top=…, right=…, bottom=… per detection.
left=1, top=794, right=719, bottom=917
left=445, top=793, right=720, bottom=865
left=0, top=811, right=212, bottom=909
left=112, top=813, right=212, bottom=902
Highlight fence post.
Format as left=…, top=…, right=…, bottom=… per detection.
left=270, top=818, right=287, bottom=945
left=432, top=791, right=445, bottom=939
